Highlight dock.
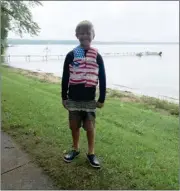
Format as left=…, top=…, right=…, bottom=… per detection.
left=1, top=51, right=162, bottom=63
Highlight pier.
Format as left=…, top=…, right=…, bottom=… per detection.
left=1, top=51, right=162, bottom=63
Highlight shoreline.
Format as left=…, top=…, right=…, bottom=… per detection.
left=1, top=64, right=178, bottom=116
left=2, top=62, right=178, bottom=103
left=2, top=64, right=179, bottom=102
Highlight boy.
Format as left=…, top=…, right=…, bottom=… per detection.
left=61, top=20, right=106, bottom=168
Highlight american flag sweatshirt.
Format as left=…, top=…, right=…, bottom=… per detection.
left=61, top=46, right=106, bottom=103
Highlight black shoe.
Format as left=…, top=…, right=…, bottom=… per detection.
left=64, top=150, right=80, bottom=163
left=87, top=154, right=101, bottom=168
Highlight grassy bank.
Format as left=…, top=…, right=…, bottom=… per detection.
left=1, top=65, right=179, bottom=189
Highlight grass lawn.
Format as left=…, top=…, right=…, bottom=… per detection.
left=1, top=66, right=179, bottom=189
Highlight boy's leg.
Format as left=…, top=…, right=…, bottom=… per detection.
left=69, top=119, right=80, bottom=151
left=69, top=111, right=82, bottom=150
left=83, top=112, right=100, bottom=168
left=84, top=120, right=95, bottom=154
left=64, top=111, right=81, bottom=163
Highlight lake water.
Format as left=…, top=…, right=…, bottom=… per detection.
left=4, top=44, right=179, bottom=102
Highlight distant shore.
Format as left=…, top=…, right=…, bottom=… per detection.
left=7, top=39, right=179, bottom=46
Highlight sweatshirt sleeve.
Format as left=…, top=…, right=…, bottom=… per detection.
left=97, top=53, right=106, bottom=103
left=61, top=51, right=73, bottom=100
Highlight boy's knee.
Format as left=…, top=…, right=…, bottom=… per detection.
left=84, top=120, right=95, bottom=132
left=69, top=120, right=81, bottom=130
left=69, top=125, right=79, bottom=131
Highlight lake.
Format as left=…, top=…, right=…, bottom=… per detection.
left=4, top=44, right=179, bottom=102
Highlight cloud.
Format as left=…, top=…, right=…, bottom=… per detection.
left=8, top=1, right=179, bottom=42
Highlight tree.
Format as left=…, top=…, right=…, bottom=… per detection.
left=1, top=0, right=42, bottom=55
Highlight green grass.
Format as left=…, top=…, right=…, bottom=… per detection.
left=1, top=66, right=179, bottom=190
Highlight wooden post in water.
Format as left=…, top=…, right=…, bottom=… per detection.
left=27, top=55, right=30, bottom=62
left=8, top=55, right=10, bottom=62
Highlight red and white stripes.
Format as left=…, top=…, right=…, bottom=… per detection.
left=69, top=47, right=99, bottom=87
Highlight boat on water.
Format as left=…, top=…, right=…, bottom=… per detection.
left=136, top=51, right=162, bottom=57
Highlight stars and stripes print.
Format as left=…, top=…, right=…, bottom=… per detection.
left=69, top=46, right=99, bottom=87
left=74, top=46, right=85, bottom=58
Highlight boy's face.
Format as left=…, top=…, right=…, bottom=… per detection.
left=76, top=26, right=94, bottom=49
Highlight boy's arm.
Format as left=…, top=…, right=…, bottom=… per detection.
left=97, top=53, right=106, bottom=104
left=61, top=51, right=73, bottom=100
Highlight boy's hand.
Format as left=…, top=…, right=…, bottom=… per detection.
left=62, top=100, right=68, bottom=110
left=96, top=101, right=104, bottom=108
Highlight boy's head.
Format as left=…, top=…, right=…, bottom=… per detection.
left=75, top=20, right=95, bottom=49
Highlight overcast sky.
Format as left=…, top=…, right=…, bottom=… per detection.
left=8, top=1, right=179, bottom=42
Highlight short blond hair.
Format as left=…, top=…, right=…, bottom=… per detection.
left=75, top=20, right=95, bottom=36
